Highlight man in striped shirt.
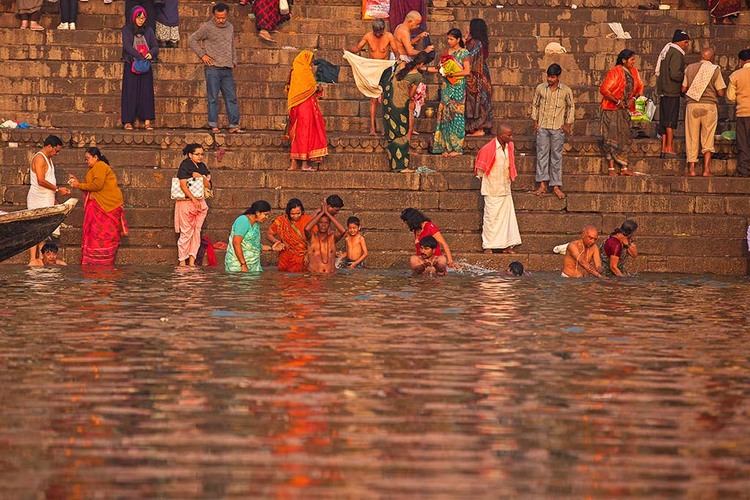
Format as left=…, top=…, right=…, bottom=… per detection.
left=531, top=64, right=575, bottom=199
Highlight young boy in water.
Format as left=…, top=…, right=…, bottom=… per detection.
left=305, top=202, right=346, bottom=274
left=410, top=235, right=447, bottom=276
left=29, top=242, right=67, bottom=267
left=339, top=216, right=368, bottom=269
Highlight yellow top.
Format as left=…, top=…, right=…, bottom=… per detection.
left=287, top=50, right=317, bottom=110
left=78, top=160, right=124, bottom=213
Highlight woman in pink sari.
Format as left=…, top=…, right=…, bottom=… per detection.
left=287, top=50, right=328, bottom=171
left=68, top=148, right=128, bottom=266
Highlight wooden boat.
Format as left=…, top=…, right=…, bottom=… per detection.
left=0, top=199, right=79, bottom=263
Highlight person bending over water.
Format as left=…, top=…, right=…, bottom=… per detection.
left=400, top=207, right=458, bottom=269
left=305, top=202, right=346, bottom=273
left=29, top=242, right=67, bottom=267
left=562, top=225, right=604, bottom=278
left=411, top=236, right=447, bottom=276
left=601, top=219, right=638, bottom=276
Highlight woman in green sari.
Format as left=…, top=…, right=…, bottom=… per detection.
left=430, top=28, right=472, bottom=157
left=379, top=51, right=431, bottom=173
left=225, top=200, right=280, bottom=272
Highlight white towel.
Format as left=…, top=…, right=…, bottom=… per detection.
left=342, top=50, right=397, bottom=98
left=655, top=42, right=685, bottom=77
left=607, top=23, right=631, bottom=40
left=686, top=61, right=718, bottom=102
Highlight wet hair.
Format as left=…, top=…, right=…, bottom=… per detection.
left=400, top=207, right=429, bottom=232
left=469, top=18, right=489, bottom=58
left=612, top=219, right=638, bottom=237
left=347, top=216, right=361, bottom=226
left=739, top=49, right=750, bottom=62
left=41, top=242, right=59, bottom=254
left=244, top=200, right=271, bottom=215
left=616, top=49, right=636, bottom=66
left=213, top=2, right=229, bottom=13
left=85, top=147, right=109, bottom=165
left=372, top=19, right=385, bottom=31
left=182, top=143, right=203, bottom=156
left=285, top=198, right=304, bottom=219
left=419, top=235, right=438, bottom=249
left=326, top=194, right=344, bottom=209
left=44, top=135, right=63, bottom=148
left=447, top=28, right=465, bottom=48
left=508, top=261, right=524, bottom=276
left=397, top=51, right=433, bottom=80
left=547, top=63, right=562, bottom=77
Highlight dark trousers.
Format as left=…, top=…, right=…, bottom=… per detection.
left=737, top=116, right=750, bottom=177
left=60, top=0, right=78, bottom=23
left=124, top=0, right=157, bottom=32
left=121, top=62, right=156, bottom=124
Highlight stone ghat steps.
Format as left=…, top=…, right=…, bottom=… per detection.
left=4, top=175, right=750, bottom=219
left=0, top=103, right=721, bottom=138
left=1, top=145, right=740, bottom=177
left=0, top=128, right=738, bottom=162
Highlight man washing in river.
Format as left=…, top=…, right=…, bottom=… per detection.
left=305, top=201, right=346, bottom=273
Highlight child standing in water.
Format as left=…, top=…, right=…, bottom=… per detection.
left=339, top=216, right=369, bottom=269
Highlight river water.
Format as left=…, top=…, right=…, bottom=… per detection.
left=1, top=266, right=749, bottom=498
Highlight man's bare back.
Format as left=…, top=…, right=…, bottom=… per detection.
left=394, top=20, right=432, bottom=59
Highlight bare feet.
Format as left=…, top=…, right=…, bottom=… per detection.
left=553, top=186, right=566, bottom=199
left=229, top=128, right=245, bottom=134
left=483, top=249, right=493, bottom=254
left=369, top=129, right=378, bottom=136
left=467, top=130, right=486, bottom=137
left=500, top=247, right=516, bottom=254
left=144, top=120, right=154, bottom=130
left=211, top=127, right=220, bottom=133
left=441, top=152, right=449, bottom=157
left=619, top=168, right=636, bottom=177
left=447, top=152, right=461, bottom=157
left=289, top=160, right=298, bottom=171
left=123, top=123, right=133, bottom=130
left=531, top=185, right=546, bottom=196
left=702, top=171, right=712, bottom=177
left=608, top=168, right=617, bottom=177
left=259, top=30, right=276, bottom=43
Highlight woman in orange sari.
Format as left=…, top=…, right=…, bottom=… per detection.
left=266, top=198, right=313, bottom=272
left=287, top=50, right=328, bottom=171
left=68, top=148, right=128, bottom=266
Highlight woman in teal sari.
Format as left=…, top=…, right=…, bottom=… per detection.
left=429, top=28, right=472, bottom=157
left=225, top=200, right=280, bottom=272
left=379, top=52, right=430, bottom=173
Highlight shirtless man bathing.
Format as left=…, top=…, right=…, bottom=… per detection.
left=561, top=225, right=604, bottom=278
left=347, top=19, right=400, bottom=136
left=305, top=201, right=346, bottom=274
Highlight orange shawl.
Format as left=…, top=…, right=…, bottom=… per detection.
left=287, top=50, right=317, bottom=110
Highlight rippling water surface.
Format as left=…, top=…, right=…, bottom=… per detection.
left=1, top=266, right=749, bottom=498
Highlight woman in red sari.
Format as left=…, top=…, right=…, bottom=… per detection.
left=266, top=198, right=313, bottom=272
left=287, top=50, right=328, bottom=171
left=68, top=148, right=128, bottom=266
left=708, top=0, right=741, bottom=24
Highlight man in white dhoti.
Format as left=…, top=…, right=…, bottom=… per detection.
left=27, top=135, right=69, bottom=264
left=474, top=123, right=522, bottom=253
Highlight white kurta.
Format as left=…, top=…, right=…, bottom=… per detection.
left=27, top=151, right=59, bottom=236
left=479, top=141, right=522, bottom=250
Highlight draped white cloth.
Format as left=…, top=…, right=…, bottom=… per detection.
left=343, top=50, right=397, bottom=98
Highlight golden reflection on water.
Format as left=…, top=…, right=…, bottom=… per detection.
left=0, top=267, right=749, bottom=497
